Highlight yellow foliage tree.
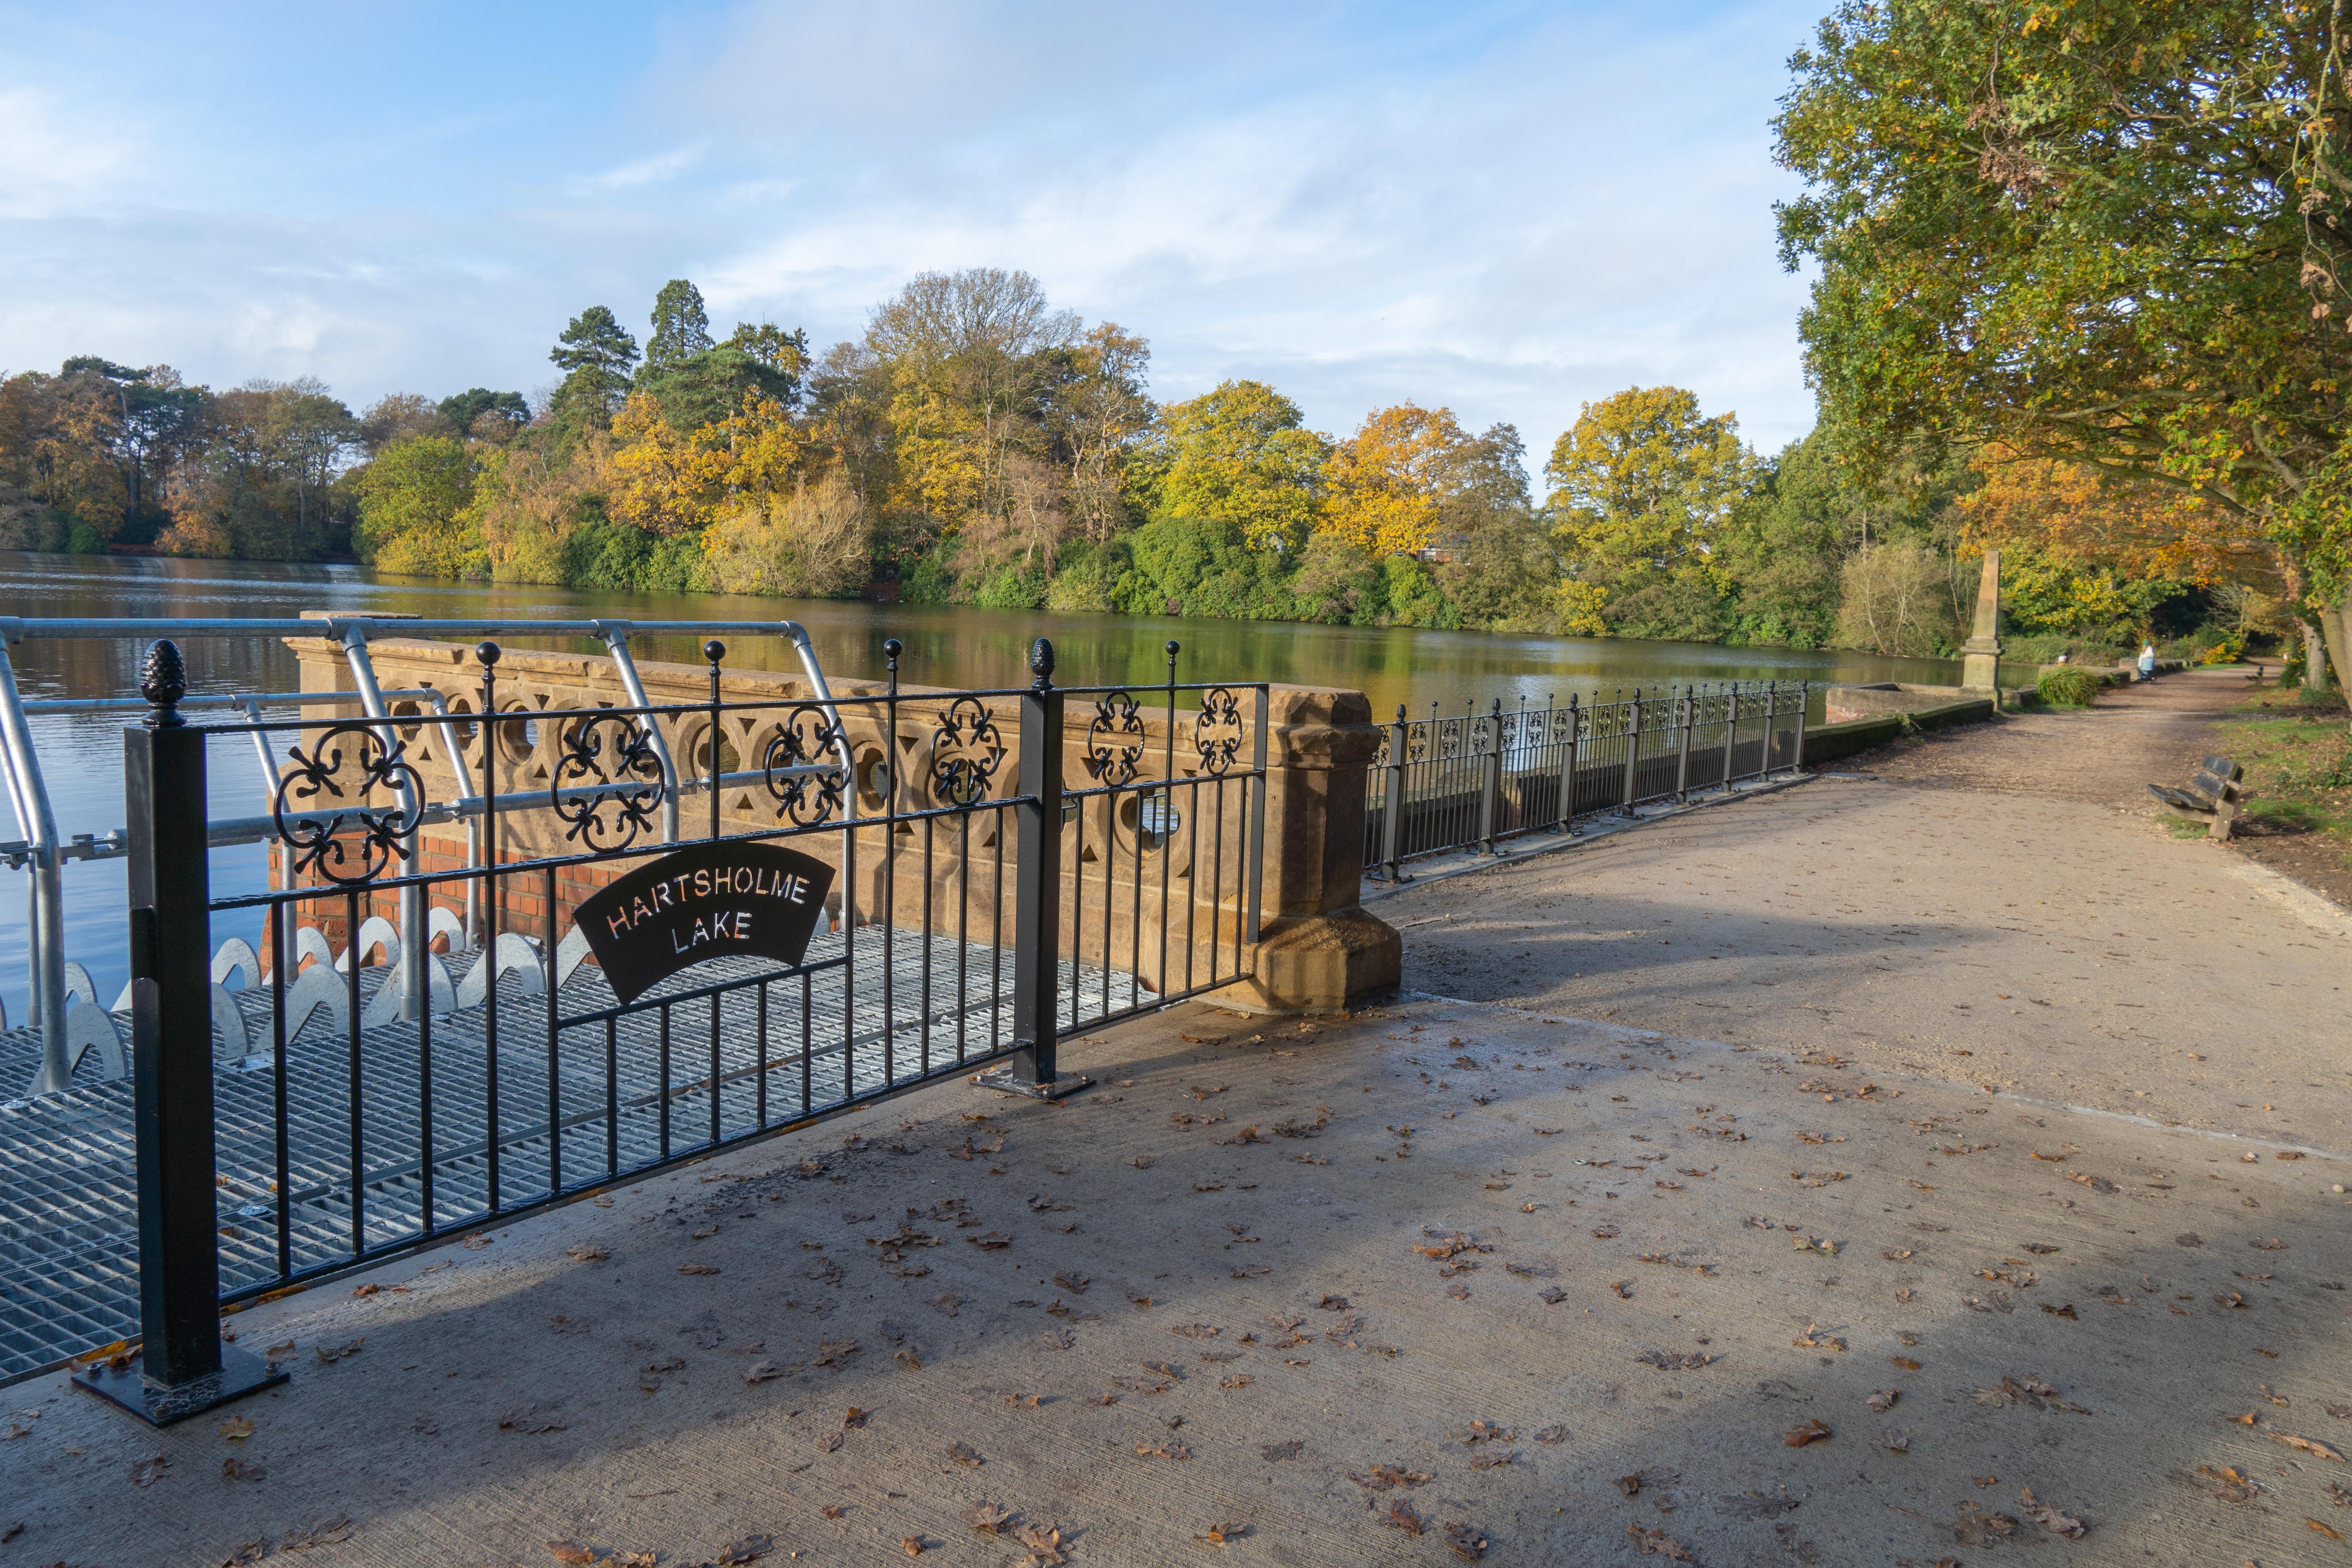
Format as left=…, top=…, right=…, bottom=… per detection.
left=1956, top=445, right=2277, bottom=592
left=1319, top=403, right=1480, bottom=557
left=605, top=393, right=733, bottom=536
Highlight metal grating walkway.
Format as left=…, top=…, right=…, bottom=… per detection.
left=0, top=933, right=1147, bottom=1384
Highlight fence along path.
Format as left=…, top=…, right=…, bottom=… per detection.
left=1362, top=681, right=1809, bottom=876
left=0, top=623, right=1268, bottom=1413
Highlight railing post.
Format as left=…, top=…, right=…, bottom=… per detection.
left=1381, top=705, right=1409, bottom=881
left=978, top=638, right=1088, bottom=1100
left=1478, top=698, right=1503, bottom=853
left=1763, top=680, right=1781, bottom=775
left=1618, top=691, right=1641, bottom=816
left=77, top=641, right=284, bottom=1425
left=1558, top=694, right=1581, bottom=835
left=1791, top=681, right=1809, bottom=773
left=1721, top=685, right=1740, bottom=791
left=1674, top=684, right=1695, bottom=802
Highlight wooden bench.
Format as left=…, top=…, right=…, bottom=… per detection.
left=2148, top=755, right=2245, bottom=840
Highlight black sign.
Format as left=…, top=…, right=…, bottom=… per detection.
left=572, top=841, right=835, bottom=1005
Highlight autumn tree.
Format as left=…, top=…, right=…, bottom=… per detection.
left=1775, top=0, right=2352, bottom=683
left=1141, top=381, right=1327, bottom=553
left=355, top=434, right=482, bottom=577
left=1544, top=386, right=1755, bottom=640
left=1320, top=403, right=1491, bottom=558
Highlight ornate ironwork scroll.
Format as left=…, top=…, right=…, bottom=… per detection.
left=1194, top=688, right=1244, bottom=777
left=550, top=712, right=665, bottom=850
left=1083, top=690, right=1145, bottom=786
left=272, top=722, right=426, bottom=886
left=761, top=704, right=849, bottom=826
left=928, top=696, right=1004, bottom=808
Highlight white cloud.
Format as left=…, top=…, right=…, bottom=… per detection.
left=571, top=144, right=708, bottom=195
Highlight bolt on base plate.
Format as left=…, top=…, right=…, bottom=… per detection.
left=73, top=1343, right=287, bottom=1426
left=969, top=1066, right=1093, bottom=1101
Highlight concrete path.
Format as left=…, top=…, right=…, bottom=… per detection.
left=3, top=665, right=2348, bottom=1568
left=1402, top=665, right=2352, bottom=1151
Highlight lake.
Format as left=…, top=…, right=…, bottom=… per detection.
left=0, top=551, right=1976, bottom=1020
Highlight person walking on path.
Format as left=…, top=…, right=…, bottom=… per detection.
left=2138, top=642, right=2157, bottom=681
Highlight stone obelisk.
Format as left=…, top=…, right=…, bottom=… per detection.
left=1958, top=548, right=2002, bottom=691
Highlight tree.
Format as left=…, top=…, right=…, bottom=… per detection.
left=359, top=394, right=455, bottom=455
left=354, top=434, right=482, bottom=576
left=645, top=279, right=714, bottom=370
left=1774, top=0, right=2352, bottom=682
left=1320, top=403, right=1488, bottom=558
left=1544, top=386, right=1755, bottom=638
left=57, top=357, right=204, bottom=531
left=547, top=306, right=641, bottom=429
left=1039, top=323, right=1154, bottom=542
left=1143, top=381, right=1328, bottom=553
left=437, top=388, right=530, bottom=441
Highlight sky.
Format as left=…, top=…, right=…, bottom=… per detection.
left=0, top=0, right=1827, bottom=470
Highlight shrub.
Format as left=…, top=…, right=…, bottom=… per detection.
left=2036, top=667, right=2102, bottom=708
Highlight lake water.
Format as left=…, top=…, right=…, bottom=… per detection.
left=0, top=551, right=1975, bottom=1021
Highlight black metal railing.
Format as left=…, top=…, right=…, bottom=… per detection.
left=80, top=634, right=1266, bottom=1421
left=1362, top=681, right=1808, bottom=878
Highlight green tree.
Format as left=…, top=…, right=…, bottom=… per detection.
left=1544, top=386, right=1754, bottom=639
left=645, top=279, right=714, bottom=370
left=1773, top=0, right=2352, bottom=681
left=354, top=434, right=482, bottom=576
left=1140, top=381, right=1328, bottom=553
left=547, top=306, right=641, bottom=432
left=437, top=388, right=530, bottom=440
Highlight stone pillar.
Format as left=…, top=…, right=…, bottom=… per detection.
left=1958, top=548, right=2002, bottom=691
left=1220, top=686, right=1402, bottom=1015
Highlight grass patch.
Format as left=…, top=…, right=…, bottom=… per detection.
left=2160, top=816, right=2211, bottom=841
left=2218, top=688, right=2352, bottom=849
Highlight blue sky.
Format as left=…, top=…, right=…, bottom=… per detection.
left=0, top=0, right=1826, bottom=468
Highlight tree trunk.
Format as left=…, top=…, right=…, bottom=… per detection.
left=2303, top=621, right=2331, bottom=691
left=2322, top=597, right=2352, bottom=726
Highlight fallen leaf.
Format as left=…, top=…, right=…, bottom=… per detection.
left=1782, top=1418, right=1832, bottom=1447
left=220, top=1416, right=256, bottom=1442
left=715, top=1535, right=773, bottom=1564
left=1445, top=1520, right=1489, bottom=1560
left=677, top=1263, right=721, bottom=1276
left=1195, top=1520, right=1249, bottom=1544
left=1626, top=1524, right=1696, bottom=1561
left=1377, top=1499, right=1423, bottom=1535
left=2019, top=1486, right=2087, bottom=1539
left=949, top=1441, right=985, bottom=1467
left=129, top=1455, right=170, bottom=1487
left=548, top=1544, right=596, bottom=1566
left=565, top=1245, right=609, bottom=1262
left=2310, top=1518, right=2348, bottom=1542
left=962, top=1501, right=1014, bottom=1534
left=2274, top=1433, right=2347, bottom=1462
left=900, top=1536, right=925, bottom=1557
left=1867, top=1389, right=1899, bottom=1413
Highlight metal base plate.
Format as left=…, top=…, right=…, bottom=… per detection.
left=72, top=1343, right=287, bottom=1426
left=970, top=1066, right=1093, bottom=1101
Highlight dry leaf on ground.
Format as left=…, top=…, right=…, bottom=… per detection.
left=962, top=1502, right=1013, bottom=1534
left=1626, top=1525, right=1696, bottom=1560
left=1782, top=1419, right=1832, bottom=1447
left=949, top=1442, right=984, bottom=1467
left=2019, top=1488, right=2087, bottom=1539
left=548, top=1544, right=595, bottom=1566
